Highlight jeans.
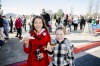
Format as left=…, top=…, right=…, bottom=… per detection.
left=68, top=23, right=72, bottom=32
left=4, top=29, right=9, bottom=38
left=88, top=23, right=93, bottom=34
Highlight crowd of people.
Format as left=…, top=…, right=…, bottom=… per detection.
left=55, top=14, right=100, bottom=34
left=0, top=9, right=100, bottom=42
left=0, top=14, right=27, bottom=41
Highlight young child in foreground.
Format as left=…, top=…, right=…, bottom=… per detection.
left=47, top=27, right=75, bottom=66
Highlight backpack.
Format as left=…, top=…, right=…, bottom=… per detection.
left=0, top=18, right=4, bottom=27
left=63, top=19, right=68, bottom=26
left=42, top=12, right=50, bottom=22
left=45, top=13, right=50, bottom=22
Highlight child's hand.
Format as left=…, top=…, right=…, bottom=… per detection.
left=23, top=36, right=30, bottom=46
left=38, top=53, right=44, bottom=59
left=47, top=42, right=52, bottom=52
left=23, top=36, right=35, bottom=46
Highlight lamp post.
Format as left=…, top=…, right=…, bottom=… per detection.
left=0, top=0, right=3, bottom=15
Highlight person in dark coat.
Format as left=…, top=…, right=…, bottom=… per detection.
left=80, top=16, right=85, bottom=30
left=9, top=16, right=13, bottom=33
left=22, top=15, right=27, bottom=32
left=55, top=16, right=61, bottom=27
left=23, top=16, right=51, bottom=66
left=63, top=14, right=68, bottom=30
left=41, top=9, right=50, bottom=32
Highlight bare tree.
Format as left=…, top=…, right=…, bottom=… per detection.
left=70, top=6, right=74, bottom=16
left=95, top=0, right=99, bottom=18
left=87, top=0, right=93, bottom=16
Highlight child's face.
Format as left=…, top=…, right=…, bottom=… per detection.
left=56, top=29, right=65, bottom=43
left=34, top=18, right=43, bottom=32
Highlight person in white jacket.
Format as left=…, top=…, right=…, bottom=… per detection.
left=73, top=16, right=79, bottom=31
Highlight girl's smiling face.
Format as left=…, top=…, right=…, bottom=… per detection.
left=56, top=29, right=65, bottom=43
left=34, top=18, right=43, bottom=33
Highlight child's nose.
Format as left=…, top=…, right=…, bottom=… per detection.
left=58, top=35, right=61, bottom=37
left=37, top=23, right=40, bottom=26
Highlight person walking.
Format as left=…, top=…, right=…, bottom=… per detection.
left=0, top=15, right=5, bottom=41
left=3, top=16, right=9, bottom=39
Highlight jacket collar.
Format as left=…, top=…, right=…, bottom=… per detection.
left=55, top=38, right=67, bottom=44
left=30, top=28, right=47, bottom=40
left=34, top=28, right=45, bottom=35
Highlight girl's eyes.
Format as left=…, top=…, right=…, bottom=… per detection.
left=39, top=22, right=42, bottom=24
left=56, top=34, right=63, bottom=35
left=34, top=22, right=42, bottom=24
left=56, top=34, right=58, bottom=35
left=34, top=22, right=37, bottom=23
left=60, top=34, right=62, bottom=35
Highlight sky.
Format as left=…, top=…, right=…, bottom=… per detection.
left=1, top=0, right=100, bottom=15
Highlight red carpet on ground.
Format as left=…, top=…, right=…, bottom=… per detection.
left=94, top=29, right=100, bottom=34
left=8, top=41, right=100, bottom=66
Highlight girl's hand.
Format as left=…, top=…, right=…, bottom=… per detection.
left=23, top=36, right=30, bottom=46
left=47, top=42, right=52, bottom=52
left=23, top=36, right=35, bottom=46
left=38, top=53, right=44, bottom=59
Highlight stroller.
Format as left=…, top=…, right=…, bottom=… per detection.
left=0, top=37, right=4, bottom=50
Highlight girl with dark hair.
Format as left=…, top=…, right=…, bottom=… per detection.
left=23, top=16, right=51, bottom=66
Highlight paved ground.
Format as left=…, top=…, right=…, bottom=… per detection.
left=74, top=46, right=100, bottom=66
left=0, top=33, right=27, bottom=66
left=0, top=30, right=100, bottom=66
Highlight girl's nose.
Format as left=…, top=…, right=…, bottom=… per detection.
left=58, top=35, right=60, bottom=37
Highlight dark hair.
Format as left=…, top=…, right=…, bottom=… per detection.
left=55, top=27, right=66, bottom=34
left=42, top=9, right=45, bottom=11
left=30, top=16, right=48, bottom=32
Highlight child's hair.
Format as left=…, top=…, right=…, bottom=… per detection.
left=30, top=16, right=48, bottom=32
left=55, top=27, right=66, bottom=34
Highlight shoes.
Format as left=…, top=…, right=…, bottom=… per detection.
left=15, top=36, right=18, bottom=37
left=18, top=37, right=23, bottom=40
left=5, top=38, right=9, bottom=40
left=9, top=32, right=13, bottom=33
